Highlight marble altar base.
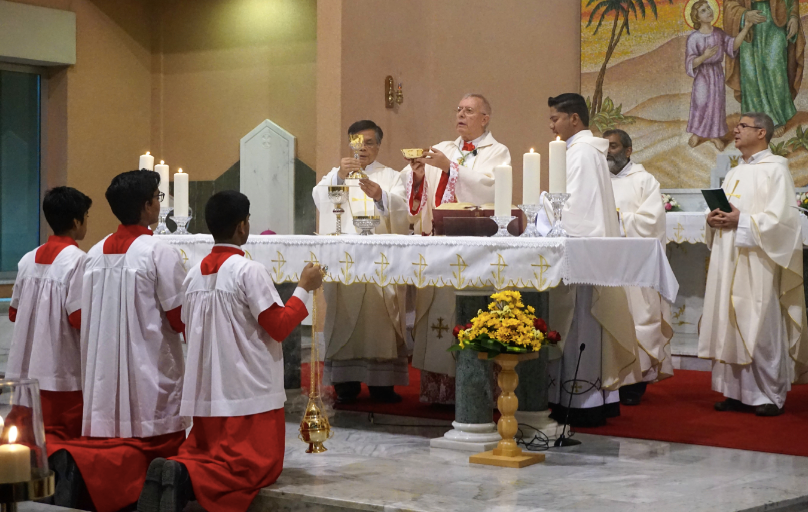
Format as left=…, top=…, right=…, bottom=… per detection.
left=250, top=410, right=808, bottom=512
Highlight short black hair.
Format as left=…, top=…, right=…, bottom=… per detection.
left=42, top=187, right=92, bottom=235
left=348, top=120, right=383, bottom=144
left=205, top=190, right=250, bottom=240
left=105, top=170, right=160, bottom=225
left=603, top=129, right=632, bottom=149
left=548, top=93, right=590, bottom=128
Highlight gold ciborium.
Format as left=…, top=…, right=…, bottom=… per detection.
left=347, top=134, right=368, bottom=179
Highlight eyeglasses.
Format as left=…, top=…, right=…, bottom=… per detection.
left=154, top=191, right=165, bottom=202
left=457, top=106, right=479, bottom=116
left=347, top=140, right=378, bottom=148
left=737, top=122, right=763, bottom=130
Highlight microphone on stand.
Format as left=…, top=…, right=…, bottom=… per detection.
left=554, top=343, right=585, bottom=447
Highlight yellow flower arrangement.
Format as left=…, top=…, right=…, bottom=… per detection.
left=449, top=291, right=560, bottom=356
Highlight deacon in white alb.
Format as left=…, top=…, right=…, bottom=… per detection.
left=544, top=93, right=641, bottom=427
left=700, top=112, right=808, bottom=417
left=401, top=93, right=511, bottom=404
left=312, top=120, right=410, bottom=403
left=605, top=129, right=673, bottom=406
left=51, top=170, right=189, bottom=512
left=7, top=187, right=92, bottom=446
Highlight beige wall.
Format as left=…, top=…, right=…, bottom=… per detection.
left=9, top=0, right=153, bottom=250
left=151, top=0, right=317, bottom=182
left=318, top=0, right=582, bottom=204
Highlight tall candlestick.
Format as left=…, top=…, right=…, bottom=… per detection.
left=139, top=151, right=154, bottom=171
left=155, top=161, right=170, bottom=209
left=0, top=426, right=31, bottom=483
left=494, top=165, right=513, bottom=217
left=174, top=168, right=189, bottom=217
left=548, top=136, right=567, bottom=193
left=523, top=148, right=541, bottom=204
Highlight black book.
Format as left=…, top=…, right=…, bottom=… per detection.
left=702, top=188, right=732, bottom=213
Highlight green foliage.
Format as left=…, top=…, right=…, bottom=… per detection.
left=586, top=96, right=634, bottom=132
left=787, top=125, right=808, bottom=153
left=586, top=0, right=669, bottom=36
left=770, top=141, right=790, bottom=157
left=446, top=335, right=529, bottom=358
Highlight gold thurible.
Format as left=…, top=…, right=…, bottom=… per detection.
left=298, top=265, right=333, bottom=453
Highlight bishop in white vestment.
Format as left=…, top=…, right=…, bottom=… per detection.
left=700, top=113, right=808, bottom=417
left=544, top=94, right=641, bottom=427
left=401, top=94, right=511, bottom=403
left=312, top=120, right=410, bottom=403
left=606, top=129, right=673, bottom=406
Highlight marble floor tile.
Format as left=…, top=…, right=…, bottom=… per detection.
left=261, top=411, right=808, bottom=512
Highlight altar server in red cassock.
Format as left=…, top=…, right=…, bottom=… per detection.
left=137, top=190, right=322, bottom=512
left=6, top=187, right=92, bottom=445
left=49, top=170, right=188, bottom=511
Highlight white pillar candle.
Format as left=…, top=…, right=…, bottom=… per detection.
left=522, top=148, right=541, bottom=204
left=0, top=427, right=31, bottom=484
left=155, top=161, right=170, bottom=209
left=549, top=136, right=567, bottom=193
left=139, top=152, right=154, bottom=171
left=494, top=165, right=513, bottom=217
left=174, top=168, right=189, bottom=217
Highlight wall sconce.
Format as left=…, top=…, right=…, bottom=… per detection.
left=385, top=76, right=395, bottom=109
left=396, top=80, right=403, bottom=105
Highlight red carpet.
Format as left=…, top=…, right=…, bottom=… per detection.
left=301, top=364, right=808, bottom=457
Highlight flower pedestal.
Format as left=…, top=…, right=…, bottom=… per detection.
left=469, top=352, right=546, bottom=468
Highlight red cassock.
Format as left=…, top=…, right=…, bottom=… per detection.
left=171, top=245, right=308, bottom=511
left=51, top=225, right=189, bottom=512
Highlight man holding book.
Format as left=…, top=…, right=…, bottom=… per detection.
left=699, top=112, right=808, bottom=416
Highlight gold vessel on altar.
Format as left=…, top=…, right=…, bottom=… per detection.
left=346, top=133, right=368, bottom=179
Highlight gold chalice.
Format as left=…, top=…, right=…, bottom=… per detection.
left=347, top=134, right=368, bottom=179
left=327, top=186, right=349, bottom=235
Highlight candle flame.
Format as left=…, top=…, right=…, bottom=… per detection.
left=555, top=136, right=560, bottom=141
left=8, top=426, right=17, bottom=444
left=146, top=151, right=150, bottom=155
left=530, top=148, right=534, bottom=153
left=178, top=168, right=184, bottom=173
left=160, top=160, right=165, bottom=165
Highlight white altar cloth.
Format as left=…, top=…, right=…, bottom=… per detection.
left=162, top=235, right=678, bottom=303
left=667, top=212, right=808, bottom=245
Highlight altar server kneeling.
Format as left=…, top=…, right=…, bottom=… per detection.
left=700, top=112, right=808, bottom=416
left=7, top=187, right=92, bottom=445
left=138, top=191, right=322, bottom=512
left=49, top=170, right=188, bottom=512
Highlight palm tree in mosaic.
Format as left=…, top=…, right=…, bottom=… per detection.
left=586, top=0, right=672, bottom=119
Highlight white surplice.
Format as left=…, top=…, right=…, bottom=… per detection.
left=699, top=150, right=808, bottom=408
left=611, top=162, right=674, bottom=382
left=81, top=234, right=189, bottom=438
left=547, top=130, right=641, bottom=422
left=7, top=244, right=86, bottom=391
left=312, top=160, right=411, bottom=386
left=402, top=132, right=512, bottom=379
left=181, top=251, right=308, bottom=417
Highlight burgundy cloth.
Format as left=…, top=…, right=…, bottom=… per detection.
left=434, top=172, right=451, bottom=208
left=171, top=409, right=285, bottom=512
left=35, top=235, right=78, bottom=264
left=41, top=390, right=84, bottom=444
left=165, top=306, right=185, bottom=336
left=462, top=141, right=476, bottom=152
left=200, top=246, right=308, bottom=342
left=102, top=224, right=152, bottom=255
left=67, top=310, right=81, bottom=330
left=408, top=179, right=426, bottom=216
left=8, top=306, right=16, bottom=322
left=260, top=230, right=276, bottom=235
left=49, top=431, right=186, bottom=512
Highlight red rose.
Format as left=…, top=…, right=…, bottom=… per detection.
left=547, top=330, right=561, bottom=344
left=452, top=325, right=462, bottom=338
left=465, top=323, right=473, bottom=329
left=534, top=318, right=548, bottom=333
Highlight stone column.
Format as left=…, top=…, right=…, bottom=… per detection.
left=430, top=291, right=501, bottom=452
